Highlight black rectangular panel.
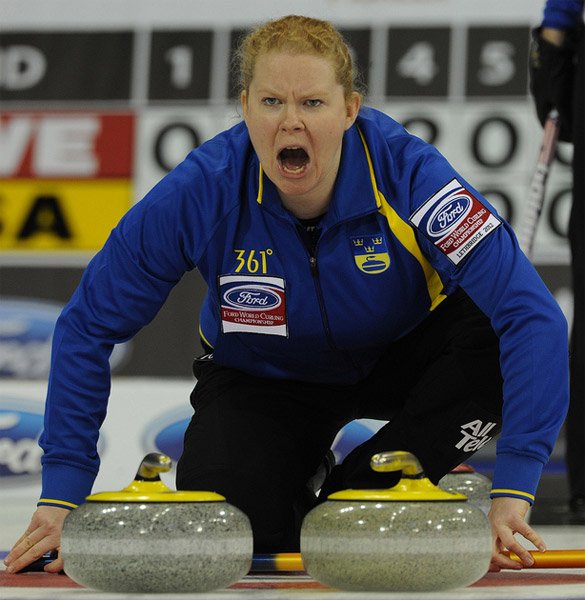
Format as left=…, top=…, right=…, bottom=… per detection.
left=148, top=30, right=213, bottom=101
left=386, top=27, right=451, bottom=97
left=0, top=32, right=134, bottom=101
left=466, top=26, right=530, bottom=97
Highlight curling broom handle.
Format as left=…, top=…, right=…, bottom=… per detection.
left=518, top=110, right=561, bottom=258
left=251, top=549, right=585, bottom=571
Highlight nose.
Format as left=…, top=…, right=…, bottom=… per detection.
left=280, top=104, right=304, bottom=132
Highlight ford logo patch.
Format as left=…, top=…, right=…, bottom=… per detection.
left=427, top=196, right=472, bottom=237
left=223, top=286, right=282, bottom=311
left=0, top=398, right=44, bottom=480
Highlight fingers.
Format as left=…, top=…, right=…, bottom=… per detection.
left=516, top=521, right=546, bottom=553
left=501, top=523, right=546, bottom=569
left=4, top=528, right=54, bottom=573
left=487, top=496, right=546, bottom=571
left=44, top=548, right=64, bottom=574
left=10, top=522, right=39, bottom=550
left=500, top=539, right=534, bottom=568
left=489, top=524, right=547, bottom=570
left=490, top=537, right=522, bottom=571
left=3, top=507, right=70, bottom=574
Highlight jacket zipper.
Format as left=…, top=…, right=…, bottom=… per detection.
left=307, top=250, right=337, bottom=351
left=291, top=221, right=338, bottom=350
left=304, top=229, right=368, bottom=380
left=283, top=207, right=379, bottom=379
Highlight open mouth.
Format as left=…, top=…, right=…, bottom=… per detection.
left=278, top=146, right=310, bottom=174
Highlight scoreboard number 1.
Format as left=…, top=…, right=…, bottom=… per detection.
left=165, top=45, right=194, bottom=90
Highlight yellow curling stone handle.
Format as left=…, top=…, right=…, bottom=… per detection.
left=86, top=452, right=226, bottom=503
left=371, top=449, right=425, bottom=476
left=328, top=450, right=467, bottom=502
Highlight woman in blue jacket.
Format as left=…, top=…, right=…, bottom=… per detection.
left=5, top=14, right=569, bottom=574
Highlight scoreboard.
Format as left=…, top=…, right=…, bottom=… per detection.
left=0, top=18, right=572, bottom=261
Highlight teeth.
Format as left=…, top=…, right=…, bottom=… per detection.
left=282, top=164, right=305, bottom=173
left=278, top=146, right=308, bottom=174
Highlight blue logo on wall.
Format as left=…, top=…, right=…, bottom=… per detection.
left=0, top=398, right=44, bottom=480
left=142, top=408, right=191, bottom=462
left=0, top=297, right=132, bottom=379
left=152, top=418, right=190, bottom=461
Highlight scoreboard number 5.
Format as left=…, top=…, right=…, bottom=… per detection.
left=466, top=27, right=529, bottom=96
left=478, top=41, right=516, bottom=86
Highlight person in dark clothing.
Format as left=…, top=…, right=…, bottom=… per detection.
left=529, top=0, right=585, bottom=522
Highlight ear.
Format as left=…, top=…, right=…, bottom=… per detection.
left=345, top=91, right=361, bottom=130
left=240, top=90, right=249, bottom=122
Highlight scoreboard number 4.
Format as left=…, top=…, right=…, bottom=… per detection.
left=396, top=42, right=439, bottom=86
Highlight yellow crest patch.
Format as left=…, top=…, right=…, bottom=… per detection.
left=351, top=235, right=390, bottom=274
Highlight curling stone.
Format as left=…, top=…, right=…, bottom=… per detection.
left=439, top=463, right=492, bottom=515
left=61, top=453, right=253, bottom=593
left=301, top=451, right=491, bottom=592
left=439, top=464, right=532, bottom=523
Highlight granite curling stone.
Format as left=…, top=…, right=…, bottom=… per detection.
left=439, top=463, right=492, bottom=515
left=301, top=451, right=491, bottom=592
left=61, top=452, right=253, bottom=593
left=439, top=463, right=531, bottom=523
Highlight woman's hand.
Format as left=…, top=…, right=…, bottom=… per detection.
left=487, top=496, right=546, bottom=572
left=3, top=506, right=70, bottom=573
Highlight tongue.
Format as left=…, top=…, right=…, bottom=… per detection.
left=281, top=148, right=308, bottom=171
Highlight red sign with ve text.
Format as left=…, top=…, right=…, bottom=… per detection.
left=0, top=111, right=134, bottom=179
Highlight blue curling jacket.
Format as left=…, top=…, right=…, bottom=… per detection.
left=39, top=107, right=569, bottom=509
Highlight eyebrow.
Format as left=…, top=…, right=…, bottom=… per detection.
left=254, top=87, right=331, bottom=98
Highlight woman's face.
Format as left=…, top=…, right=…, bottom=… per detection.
left=241, top=51, right=360, bottom=214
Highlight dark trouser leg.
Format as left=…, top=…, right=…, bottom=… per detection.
left=324, top=290, right=503, bottom=493
left=176, top=359, right=356, bottom=552
left=567, top=23, right=585, bottom=508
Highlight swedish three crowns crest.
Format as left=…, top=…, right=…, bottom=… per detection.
left=351, top=234, right=390, bottom=274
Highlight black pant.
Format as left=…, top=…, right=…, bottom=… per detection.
left=176, top=289, right=503, bottom=552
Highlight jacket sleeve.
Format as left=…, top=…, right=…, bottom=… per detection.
left=368, top=110, right=569, bottom=504
left=542, top=0, right=584, bottom=30
left=454, top=220, right=569, bottom=503
left=408, top=171, right=569, bottom=504
left=38, top=175, right=199, bottom=508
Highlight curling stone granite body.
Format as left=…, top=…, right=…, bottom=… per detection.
left=439, top=466, right=492, bottom=515
left=301, top=499, right=491, bottom=591
left=301, top=450, right=491, bottom=592
left=60, top=453, right=253, bottom=593
left=62, top=501, right=252, bottom=593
